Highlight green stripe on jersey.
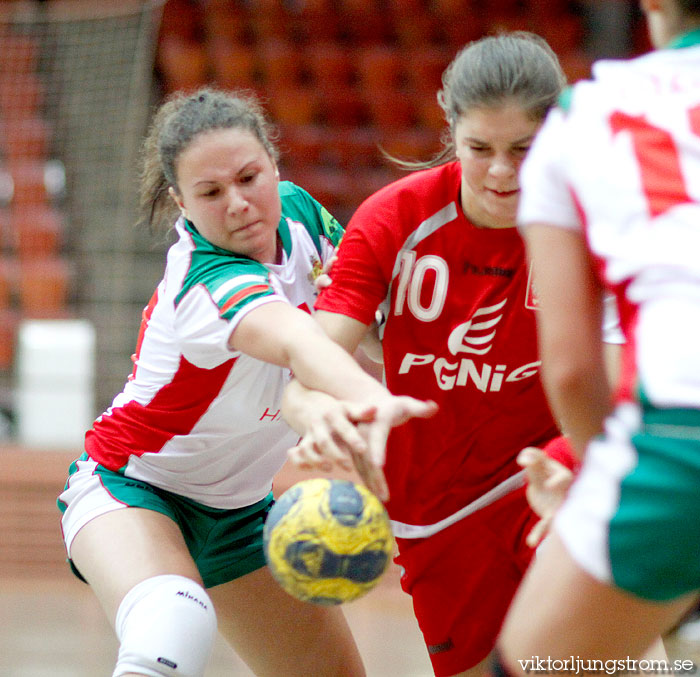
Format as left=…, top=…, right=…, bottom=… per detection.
left=175, top=223, right=275, bottom=317
left=668, top=28, right=700, bottom=50
left=175, top=181, right=343, bottom=318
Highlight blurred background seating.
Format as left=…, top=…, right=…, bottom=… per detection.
left=0, top=0, right=650, bottom=417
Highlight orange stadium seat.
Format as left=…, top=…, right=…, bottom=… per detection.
left=11, top=206, right=64, bottom=259
left=392, top=13, right=440, bottom=47
left=241, top=0, right=289, bottom=12
left=414, top=94, right=447, bottom=132
left=483, top=0, right=521, bottom=12
left=7, top=161, right=49, bottom=207
left=356, top=45, right=405, bottom=93
left=208, top=39, right=259, bottom=91
left=363, top=89, right=417, bottom=130
left=157, top=35, right=209, bottom=92
left=305, top=43, right=356, bottom=93
left=337, top=0, right=391, bottom=45
left=291, top=0, right=334, bottom=11
left=257, top=39, right=306, bottom=88
left=289, top=1, right=342, bottom=43
left=0, top=117, right=52, bottom=163
left=392, top=12, right=441, bottom=48
left=266, top=83, right=322, bottom=126
left=159, top=0, right=205, bottom=42
left=440, top=10, right=486, bottom=47
left=538, top=14, right=584, bottom=57
left=526, top=0, right=573, bottom=18
left=245, top=1, right=290, bottom=43
left=290, top=166, right=349, bottom=215
left=332, top=125, right=384, bottom=170
left=278, top=123, right=335, bottom=169
left=348, top=166, right=399, bottom=206
left=430, top=0, right=477, bottom=14
left=202, top=0, right=249, bottom=44
left=383, top=0, right=425, bottom=13
left=0, top=73, right=44, bottom=119
left=403, top=46, right=452, bottom=96
left=318, top=85, right=370, bottom=127
left=18, top=257, right=72, bottom=317
left=336, top=0, right=381, bottom=11
left=485, top=12, right=531, bottom=34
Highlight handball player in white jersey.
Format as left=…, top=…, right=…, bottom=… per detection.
left=283, top=34, right=590, bottom=677
left=56, top=87, right=434, bottom=677
left=497, top=0, right=700, bottom=671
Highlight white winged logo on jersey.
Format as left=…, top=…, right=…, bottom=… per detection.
left=447, top=299, right=506, bottom=355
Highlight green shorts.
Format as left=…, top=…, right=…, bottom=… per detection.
left=556, top=402, right=700, bottom=601
left=58, top=454, right=273, bottom=588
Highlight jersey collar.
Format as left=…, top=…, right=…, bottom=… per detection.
left=183, top=217, right=291, bottom=262
left=277, top=216, right=292, bottom=258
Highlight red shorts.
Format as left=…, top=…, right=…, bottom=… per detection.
left=394, top=486, right=537, bottom=676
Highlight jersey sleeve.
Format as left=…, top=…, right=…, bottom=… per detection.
left=315, top=204, right=392, bottom=326
left=175, top=259, right=286, bottom=367
left=517, top=107, right=582, bottom=233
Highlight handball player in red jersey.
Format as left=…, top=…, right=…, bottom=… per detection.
left=281, top=33, right=586, bottom=677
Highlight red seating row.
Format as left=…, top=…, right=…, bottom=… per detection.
left=160, top=38, right=454, bottom=93
left=174, top=0, right=580, bottom=47
left=278, top=123, right=441, bottom=171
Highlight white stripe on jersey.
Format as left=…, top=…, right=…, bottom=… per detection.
left=212, top=274, right=270, bottom=303
left=390, top=202, right=459, bottom=280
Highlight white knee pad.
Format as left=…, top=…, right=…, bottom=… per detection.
left=112, top=575, right=217, bottom=677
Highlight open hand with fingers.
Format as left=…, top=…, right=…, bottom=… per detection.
left=288, top=396, right=438, bottom=501
left=518, top=446, right=574, bottom=548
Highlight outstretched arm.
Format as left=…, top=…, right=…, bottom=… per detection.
left=232, top=302, right=436, bottom=499
left=230, top=301, right=386, bottom=403
left=283, top=380, right=437, bottom=500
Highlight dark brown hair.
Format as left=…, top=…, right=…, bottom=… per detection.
left=139, top=87, right=279, bottom=230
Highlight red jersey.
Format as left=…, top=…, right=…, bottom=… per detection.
left=316, top=161, right=559, bottom=526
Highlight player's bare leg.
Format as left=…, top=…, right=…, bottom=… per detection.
left=70, top=508, right=210, bottom=677
left=499, top=533, right=696, bottom=673
left=209, top=565, right=365, bottom=677
left=69, top=508, right=203, bottom=628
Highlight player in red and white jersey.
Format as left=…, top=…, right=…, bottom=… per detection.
left=498, top=0, right=700, bottom=671
left=56, top=87, right=434, bottom=677
left=317, top=160, right=559, bottom=530
left=284, top=34, right=569, bottom=677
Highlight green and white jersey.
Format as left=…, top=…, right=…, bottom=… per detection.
left=84, top=181, right=343, bottom=509
left=518, top=33, right=700, bottom=409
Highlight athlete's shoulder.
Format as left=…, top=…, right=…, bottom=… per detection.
left=565, top=50, right=672, bottom=115
left=278, top=179, right=344, bottom=250
left=176, top=221, right=270, bottom=306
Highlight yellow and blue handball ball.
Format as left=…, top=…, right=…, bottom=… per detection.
left=263, top=478, right=394, bottom=605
